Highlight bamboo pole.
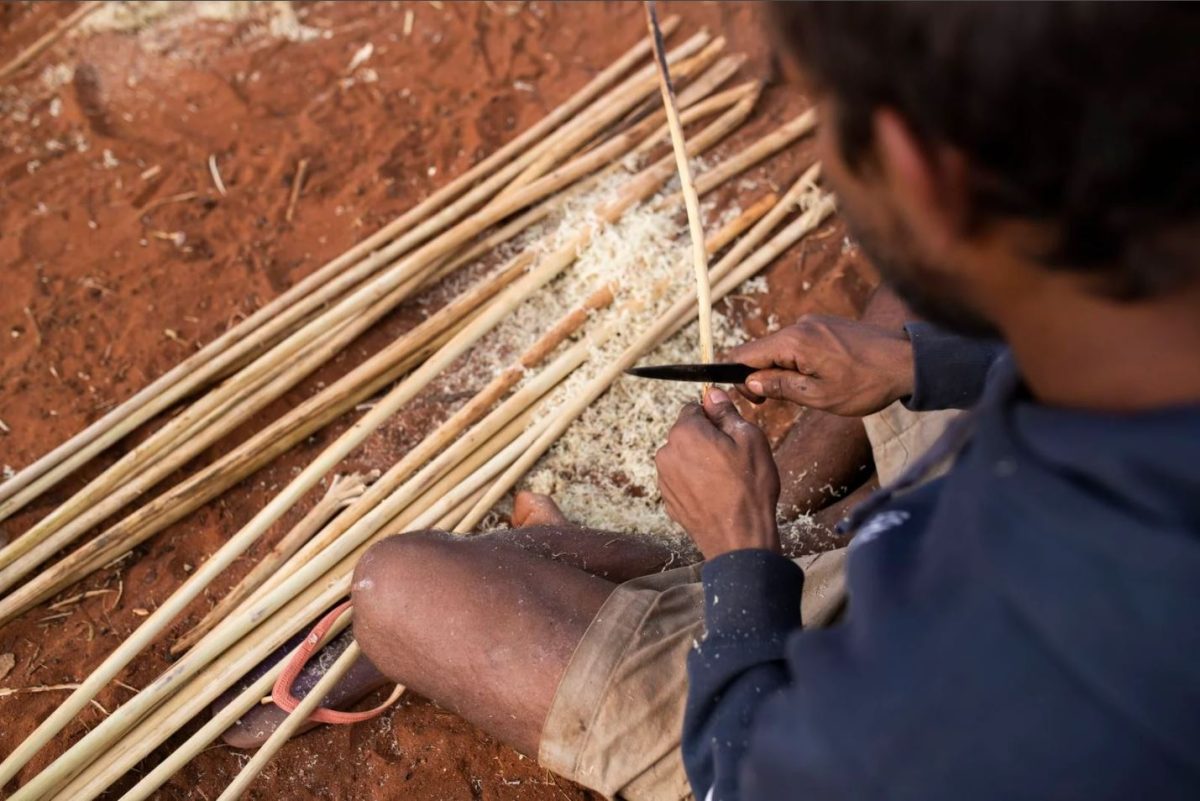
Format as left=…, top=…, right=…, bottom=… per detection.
left=216, top=639, right=363, bottom=801
left=0, top=31, right=725, bottom=583
left=170, top=472, right=372, bottom=656
left=659, top=107, right=819, bottom=207
left=0, top=101, right=758, bottom=795
left=0, top=22, right=701, bottom=524
left=0, top=15, right=681, bottom=508
left=0, top=73, right=751, bottom=613
left=3, top=61, right=757, bottom=618
left=0, top=321, right=453, bottom=625
left=0, top=250, right=532, bottom=616
left=0, top=77, right=758, bottom=613
left=646, top=1, right=714, bottom=367
left=0, top=259, right=459, bottom=598
left=0, top=1, right=103, bottom=82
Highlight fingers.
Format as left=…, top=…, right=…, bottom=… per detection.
left=701, top=387, right=753, bottom=440
left=744, top=369, right=817, bottom=405
left=666, top=401, right=728, bottom=449
left=725, top=328, right=797, bottom=370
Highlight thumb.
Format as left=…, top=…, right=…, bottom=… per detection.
left=745, top=369, right=815, bottom=405
left=702, top=386, right=746, bottom=436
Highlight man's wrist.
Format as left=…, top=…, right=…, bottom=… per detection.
left=695, top=520, right=780, bottom=561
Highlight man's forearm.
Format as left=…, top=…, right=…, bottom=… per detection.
left=683, top=550, right=806, bottom=801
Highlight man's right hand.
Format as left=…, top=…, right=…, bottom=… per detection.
left=726, top=315, right=915, bottom=417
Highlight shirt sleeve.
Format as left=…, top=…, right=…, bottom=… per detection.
left=682, top=549, right=805, bottom=801
left=902, top=322, right=1005, bottom=411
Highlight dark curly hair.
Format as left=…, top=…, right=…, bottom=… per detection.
left=770, top=2, right=1200, bottom=300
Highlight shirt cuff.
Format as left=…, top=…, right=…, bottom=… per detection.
left=903, top=322, right=1003, bottom=411
left=700, top=550, right=805, bottom=641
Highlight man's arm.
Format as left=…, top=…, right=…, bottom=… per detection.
left=655, top=390, right=801, bottom=800
left=682, top=550, right=806, bottom=800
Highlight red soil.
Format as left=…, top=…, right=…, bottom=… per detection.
left=0, top=2, right=876, bottom=799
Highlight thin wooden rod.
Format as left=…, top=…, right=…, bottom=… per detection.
left=0, top=58, right=757, bottom=619
left=0, top=1, right=102, bottom=82
left=0, top=250, right=528, bottom=615
left=646, top=1, right=714, bottom=366
left=170, top=472, right=371, bottom=656
left=216, top=639, right=363, bottom=801
left=0, top=31, right=720, bottom=569
left=658, top=107, right=818, bottom=207
left=0, top=263, right=445, bottom=598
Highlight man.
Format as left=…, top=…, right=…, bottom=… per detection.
left=313, top=4, right=1200, bottom=799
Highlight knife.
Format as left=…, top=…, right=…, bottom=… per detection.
left=624, top=362, right=756, bottom=384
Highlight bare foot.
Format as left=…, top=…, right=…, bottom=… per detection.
left=511, top=491, right=569, bottom=528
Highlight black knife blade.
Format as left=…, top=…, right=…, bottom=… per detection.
left=624, top=363, right=756, bottom=384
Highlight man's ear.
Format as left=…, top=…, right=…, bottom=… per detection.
left=873, top=109, right=971, bottom=252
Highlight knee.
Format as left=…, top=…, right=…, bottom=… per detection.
left=351, top=530, right=458, bottom=658
left=352, top=529, right=456, bottom=608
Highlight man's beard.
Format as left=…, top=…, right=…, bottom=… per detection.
left=845, top=212, right=1001, bottom=339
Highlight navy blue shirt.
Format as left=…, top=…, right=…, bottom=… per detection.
left=683, top=325, right=1200, bottom=800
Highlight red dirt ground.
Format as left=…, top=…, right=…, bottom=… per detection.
left=0, top=2, right=876, bottom=799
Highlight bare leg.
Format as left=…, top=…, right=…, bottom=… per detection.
left=218, top=501, right=681, bottom=749
left=352, top=524, right=678, bottom=758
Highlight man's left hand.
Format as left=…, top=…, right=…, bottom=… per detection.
left=655, top=388, right=781, bottom=560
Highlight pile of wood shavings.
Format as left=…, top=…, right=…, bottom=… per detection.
left=76, top=1, right=320, bottom=42
left=425, top=167, right=804, bottom=542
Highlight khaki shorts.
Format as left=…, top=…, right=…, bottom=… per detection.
left=538, top=403, right=959, bottom=800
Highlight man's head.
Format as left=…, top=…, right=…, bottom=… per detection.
left=769, top=3, right=1200, bottom=337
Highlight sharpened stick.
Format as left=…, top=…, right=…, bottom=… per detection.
left=645, top=1, right=714, bottom=370
left=284, top=158, right=309, bottom=223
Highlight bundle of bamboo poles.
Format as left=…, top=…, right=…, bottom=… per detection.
left=0, top=21, right=832, bottom=800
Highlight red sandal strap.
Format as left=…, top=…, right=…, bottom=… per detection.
left=272, top=600, right=403, bottom=725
